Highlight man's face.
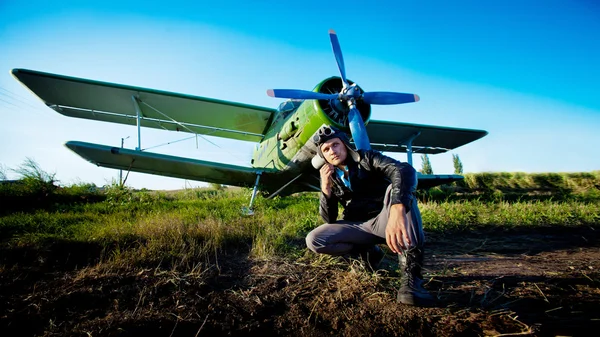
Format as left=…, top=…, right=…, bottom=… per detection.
left=320, top=138, right=347, bottom=166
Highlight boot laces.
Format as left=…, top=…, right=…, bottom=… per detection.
left=400, top=250, right=426, bottom=289
left=401, top=258, right=420, bottom=288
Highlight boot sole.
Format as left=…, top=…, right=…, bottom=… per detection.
left=397, top=292, right=436, bottom=307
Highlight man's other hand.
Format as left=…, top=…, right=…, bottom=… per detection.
left=320, top=164, right=334, bottom=197
left=385, top=204, right=411, bottom=253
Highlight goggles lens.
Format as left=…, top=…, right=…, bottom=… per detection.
left=313, top=126, right=336, bottom=145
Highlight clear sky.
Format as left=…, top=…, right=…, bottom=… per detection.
left=1, top=0, right=599, bottom=190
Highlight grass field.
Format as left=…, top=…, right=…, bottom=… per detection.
left=2, top=184, right=598, bottom=262
left=1, top=166, right=599, bottom=336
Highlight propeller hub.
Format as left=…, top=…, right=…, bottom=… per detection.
left=341, top=84, right=362, bottom=100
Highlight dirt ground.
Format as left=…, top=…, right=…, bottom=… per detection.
left=1, top=225, right=599, bottom=337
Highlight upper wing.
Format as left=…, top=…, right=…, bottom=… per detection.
left=365, top=120, right=488, bottom=154
left=12, top=69, right=275, bottom=142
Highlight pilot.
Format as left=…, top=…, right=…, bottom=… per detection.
left=306, top=125, right=434, bottom=306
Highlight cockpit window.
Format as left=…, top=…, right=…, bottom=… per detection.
left=277, top=99, right=303, bottom=117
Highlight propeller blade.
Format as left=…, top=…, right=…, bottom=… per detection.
left=267, top=89, right=337, bottom=101
left=328, top=29, right=348, bottom=88
left=348, top=106, right=371, bottom=151
left=362, top=92, right=420, bottom=105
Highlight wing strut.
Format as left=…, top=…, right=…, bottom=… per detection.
left=120, top=158, right=136, bottom=186
left=400, top=132, right=421, bottom=166
left=131, top=96, right=143, bottom=150
left=243, top=171, right=262, bottom=216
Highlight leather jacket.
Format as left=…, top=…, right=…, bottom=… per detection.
left=319, top=149, right=417, bottom=223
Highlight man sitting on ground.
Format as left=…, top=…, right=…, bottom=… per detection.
left=305, top=125, right=434, bottom=306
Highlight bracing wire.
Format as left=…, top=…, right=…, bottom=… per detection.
left=142, top=135, right=197, bottom=151
left=0, top=86, right=45, bottom=115
left=0, top=96, right=19, bottom=108
left=138, top=99, right=252, bottom=165
left=0, top=86, right=43, bottom=108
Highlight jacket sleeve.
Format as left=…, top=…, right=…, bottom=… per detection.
left=319, top=192, right=339, bottom=223
left=366, top=151, right=418, bottom=212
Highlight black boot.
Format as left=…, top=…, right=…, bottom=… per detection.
left=397, top=247, right=435, bottom=306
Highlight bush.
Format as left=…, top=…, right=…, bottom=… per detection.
left=209, top=183, right=225, bottom=190
left=0, top=160, right=106, bottom=213
left=13, top=158, right=58, bottom=196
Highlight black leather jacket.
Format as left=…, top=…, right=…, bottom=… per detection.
left=319, top=150, right=417, bottom=223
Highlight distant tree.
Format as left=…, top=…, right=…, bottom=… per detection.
left=420, top=154, right=433, bottom=175
left=452, top=154, right=463, bottom=174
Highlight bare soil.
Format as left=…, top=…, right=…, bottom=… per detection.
left=1, top=225, right=599, bottom=337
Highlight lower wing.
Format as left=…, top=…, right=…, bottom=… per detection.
left=66, top=141, right=270, bottom=189
left=66, top=141, right=466, bottom=196
left=366, top=119, right=488, bottom=154
left=417, top=174, right=464, bottom=189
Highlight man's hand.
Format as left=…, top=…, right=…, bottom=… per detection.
left=385, top=203, right=411, bottom=253
left=320, top=164, right=334, bottom=197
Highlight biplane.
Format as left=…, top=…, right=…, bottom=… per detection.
left=11, top=30, right=487, bottom=212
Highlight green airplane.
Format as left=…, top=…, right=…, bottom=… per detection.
left=11, top=30, right=487, bottom=213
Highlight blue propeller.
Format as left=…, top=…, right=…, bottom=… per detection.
left=267, top=30, right=420, bottom=151
left=363, top=92, right=420, bottom=105
left=267, top=89, right=337, bottom=101
left=329, top=29, right=349, bottom=89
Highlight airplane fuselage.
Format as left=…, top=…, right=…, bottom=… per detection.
left=251, top=77, right=370, bottom=175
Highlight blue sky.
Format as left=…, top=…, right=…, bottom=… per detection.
left=1, top=0, right=598, bottom=190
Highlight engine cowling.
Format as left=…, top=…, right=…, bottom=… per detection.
left=316, top=77, right=371, bottom=128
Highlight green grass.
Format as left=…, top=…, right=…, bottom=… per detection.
left=427, top=171, right=600, bottom=202
left=461, top=171, right=600, bottom=190
left=421, top=200, right=600, bottom=231
left=2, top=184, right=599, bottom=271
left=0, top=186, right=322, bottom=269
left=417, top=171, right=600, bottom=203
left=1, top=159, right=599, bottom=270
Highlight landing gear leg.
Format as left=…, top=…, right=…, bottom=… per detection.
left=242, top=172, right=262, bottom=216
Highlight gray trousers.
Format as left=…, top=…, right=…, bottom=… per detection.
left=306, top=185, right=425, bottom=255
